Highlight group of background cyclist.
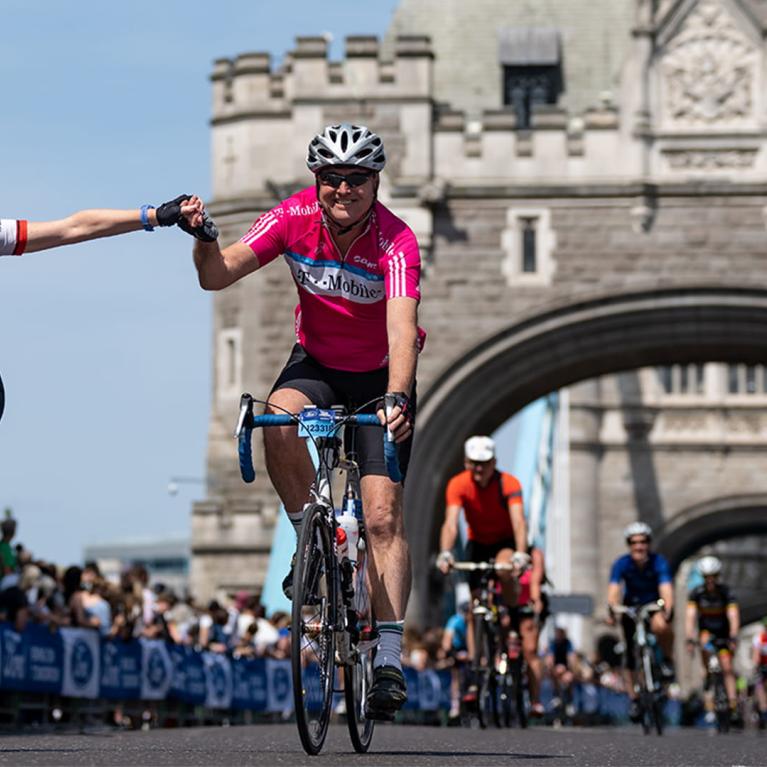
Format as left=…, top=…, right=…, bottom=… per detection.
left=435, top=434, right=767, bottom=728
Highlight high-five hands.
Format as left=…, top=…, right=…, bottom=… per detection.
left=157, top=194, right=219, bottom=242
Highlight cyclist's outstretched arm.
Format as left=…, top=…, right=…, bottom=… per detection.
left=2, top=196, right=201, bottom=255
left=193, top=239, right=261, bottom=290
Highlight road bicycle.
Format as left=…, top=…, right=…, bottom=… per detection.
left=235, top=393, right=401, bottom=755
left=449, top=561, right=525, bottom=729
left=697, top=638, right=734, bottom=733
left=611, top=600, right=667, bottom=735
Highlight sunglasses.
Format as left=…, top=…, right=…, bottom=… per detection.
left=628, top=538, right=649, bottom=546
left=318, top=170, right=373, bottom=189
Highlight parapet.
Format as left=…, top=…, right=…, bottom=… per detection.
left=211, top=34, right=434, bottom=122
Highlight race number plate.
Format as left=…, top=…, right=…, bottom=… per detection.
left=297, top=408, right=337, bottom=439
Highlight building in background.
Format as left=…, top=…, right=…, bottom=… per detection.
left=194, top=0, right=767, bottom=676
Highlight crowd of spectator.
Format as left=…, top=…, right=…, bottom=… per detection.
left=0, top=511, right=291, bottom=660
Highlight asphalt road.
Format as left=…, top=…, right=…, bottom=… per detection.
left=0, top=723, right=763, bottom=767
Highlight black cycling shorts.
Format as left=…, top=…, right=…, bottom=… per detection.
left=270, top=344, right=416, bottom=481
left=464, top=538, right=516, bottom=592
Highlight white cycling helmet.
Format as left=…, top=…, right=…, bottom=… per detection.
left=624, top=521, right=653, bottom=543
left=307, top=123, right=386, bottom=173
left=698, top=555, right=722, bottom=576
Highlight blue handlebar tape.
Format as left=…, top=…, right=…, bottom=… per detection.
left=383, top=438, right=403, bottom=483
left=354, top=414, right=380, bottom=425
left=238, top=427, right=256, bottom=483
left=252, top=414, right=295, bottom=426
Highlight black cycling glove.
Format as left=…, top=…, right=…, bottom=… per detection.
left=177, top=210, right=219, bottom=243
left=155, top=194, right=191, bottom=226
left=377, top=391, right=414, bottom=428
left=155, top=194, right=220, bottom=242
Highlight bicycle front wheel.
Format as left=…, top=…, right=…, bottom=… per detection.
left=292, top=503, right=336, bottom=755
left=345, top=549, right=376, bottom=753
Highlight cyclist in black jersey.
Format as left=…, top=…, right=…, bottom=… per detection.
left=685, top=556, right=740, bottom=720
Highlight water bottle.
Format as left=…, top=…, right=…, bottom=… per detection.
left=335, top=526, right=348, bottom=562
left=336, top=508, right=359, bottom=565
left=344, top=493, right=364, bottom=522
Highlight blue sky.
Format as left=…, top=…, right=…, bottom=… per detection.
left=0, top=1, right=398, bottom=566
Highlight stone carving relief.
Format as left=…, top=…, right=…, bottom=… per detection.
left=663, top=148, right=757, bottom=169
left=661, top=0, right=757, bottom=127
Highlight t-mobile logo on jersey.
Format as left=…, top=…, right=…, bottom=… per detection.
left=286, top=248, right=384, bottom=304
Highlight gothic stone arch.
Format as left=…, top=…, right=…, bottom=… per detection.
left=405, top=286, right=767, bottom=624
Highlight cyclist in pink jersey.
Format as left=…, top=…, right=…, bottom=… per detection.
left=191, top=124, right=423, bottom=720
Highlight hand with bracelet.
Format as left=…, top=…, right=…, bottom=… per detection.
left=0, top=193, right=216, bottom=256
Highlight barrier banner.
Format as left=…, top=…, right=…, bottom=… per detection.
left=61, top=627, right=101, bottom=699
left=168, top=644, right=206, bottom=705
left=417, top=669, right=444, bottom=711
left=140, top=639, right=173, bottom=701
left=402, top=665, right=419, bottom=710
left=100, top=639, right=141, bottom=700
left=231, top=657, right=268, bottom=711
left=265, top=658, right=292, bottom=713
left=0, top=623, right=62, bottom=693
left=203, top=651, right=233, bottom=709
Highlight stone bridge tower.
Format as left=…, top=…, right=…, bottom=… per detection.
left=192, top=0, right=767, bottom=647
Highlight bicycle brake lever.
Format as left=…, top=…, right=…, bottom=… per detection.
left=235, top=393, right=254, bottom=438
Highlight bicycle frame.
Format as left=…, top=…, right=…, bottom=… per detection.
left=234, top=396, right=400, bottom=755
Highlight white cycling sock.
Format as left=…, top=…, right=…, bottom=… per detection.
left=286, top=510, right=304, bottom=539
left=373, top=620, right=404, bottom=671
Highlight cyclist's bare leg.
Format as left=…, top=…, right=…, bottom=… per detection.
left=719, top=649, right=737, bottom=706
left=755, top=674, right=767, bottom=713
left=263, top=388, right=316, bottom=512
left=361, top=475, right=410, bottom=622
left=520, top=615, right=541, bottom=703
left=494, top=547, right=519, bottom=608
left=650, top=612, right=674, bottom=659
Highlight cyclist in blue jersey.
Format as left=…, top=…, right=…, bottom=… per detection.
left=441, top=601, right=470, bottom=720
left=607, top=522, right=675, bottom=721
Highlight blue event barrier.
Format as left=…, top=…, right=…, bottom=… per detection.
left=0, top=624, right=453, bottom=713
left=0, top=624, right=682, bottom=722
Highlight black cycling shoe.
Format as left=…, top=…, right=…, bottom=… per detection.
left=365, top=665, right=408, bottom=721
left=282, top=552, right=297, bottom=601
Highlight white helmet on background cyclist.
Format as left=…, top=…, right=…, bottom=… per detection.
left=698, top=555, right=722, bottom=576
left=624, top=521, right=653, bottom=543
left=307, top=123, right=386, bottom=173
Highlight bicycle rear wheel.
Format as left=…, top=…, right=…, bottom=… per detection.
left=291, top=503, right=336, bottom=755
left=513, top=661, right=528, bottom=729
left=714, top=675, right=730, bottom=733
left=344, top=550, right=376, bottom=753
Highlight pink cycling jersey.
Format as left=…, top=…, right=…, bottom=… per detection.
left=240, top=187, right=425, bottom=372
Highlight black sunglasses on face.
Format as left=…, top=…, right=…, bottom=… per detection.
left=318, top=170, right=373, bottom=189
left=629, top=538, right=649, bottom=546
